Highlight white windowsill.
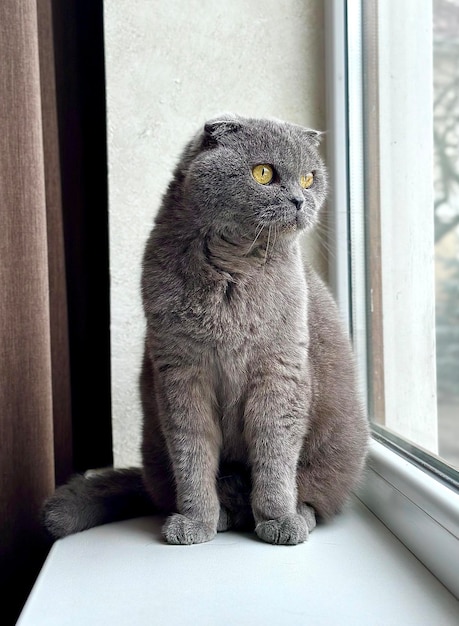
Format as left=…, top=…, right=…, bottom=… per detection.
left=357, top=439, right=459, bottom=599
left=18, top=497, right=458, bottom=625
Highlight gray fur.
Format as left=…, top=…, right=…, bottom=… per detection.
left=43, top=114, right=369, bottom=545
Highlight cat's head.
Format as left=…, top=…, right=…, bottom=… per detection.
left=178, top=114, right=327, bottom=243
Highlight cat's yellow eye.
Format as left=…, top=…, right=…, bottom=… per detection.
left=300, top=172, right=314, bottom=189
left=252, top=164, right=274, bottom=185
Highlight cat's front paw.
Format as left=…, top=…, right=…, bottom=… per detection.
left=162, top=513, right=216, bottom=545
left=255, top=514, right=309, bottom=545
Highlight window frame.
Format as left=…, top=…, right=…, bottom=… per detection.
left=325, top=0, right=459, bottom=599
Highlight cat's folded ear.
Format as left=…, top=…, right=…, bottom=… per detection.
left=302, top=129, right=325, bottom=148
left=203, top=114, right=243, bottom=144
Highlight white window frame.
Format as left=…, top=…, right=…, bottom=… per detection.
left=325, top=0, right=459, bottom=599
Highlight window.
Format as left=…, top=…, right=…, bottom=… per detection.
left=434, top=0, right=459, bottom=472
left=326, top=0, right=459, bottom=598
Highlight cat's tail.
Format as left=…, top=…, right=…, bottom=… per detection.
left=42, top=467, right=154, bottom=540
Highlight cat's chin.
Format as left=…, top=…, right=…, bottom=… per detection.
left=275, top=214, right=309, bottom=233
left=295, top=211, right=314, bottom=231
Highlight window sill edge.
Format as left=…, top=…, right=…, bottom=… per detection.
left=356, top=439, right=459, bottom=599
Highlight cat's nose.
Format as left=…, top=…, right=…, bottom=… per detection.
left=291, top=196, right=304, bottom=211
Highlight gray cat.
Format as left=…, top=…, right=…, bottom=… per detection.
left=43, top=114, right=369, bottom=545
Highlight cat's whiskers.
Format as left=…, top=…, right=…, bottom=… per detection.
left=313, top=218, right=337, bottom=264
left=272, top=223, right=278, bottom=253
left=263, top=224, right=272, bottom=269
left=247, top=222, right=265, bottom=254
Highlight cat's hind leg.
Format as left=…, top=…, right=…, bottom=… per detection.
left=297, top=502, right=317, bottom=532
left=216, top=462, right=254, bottom=532
left=217, top=506, right=232, bottom=531
left=216, top=505, right=255, bottom=532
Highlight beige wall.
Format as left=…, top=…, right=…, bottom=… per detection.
left=104, top=0, right=326, bottom=466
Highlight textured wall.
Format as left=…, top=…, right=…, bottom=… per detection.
left=104, top=0, right=326, bottom=466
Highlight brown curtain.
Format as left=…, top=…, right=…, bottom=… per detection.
left=0, top=0, right=72, bottom=622
left=1, top=1, right=112, bottom=621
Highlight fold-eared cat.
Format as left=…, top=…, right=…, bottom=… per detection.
left=43, top=114, right=369, bottom=545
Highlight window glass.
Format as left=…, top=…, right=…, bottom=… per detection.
left=359, top=0, right=459, bottom=479
left=434, top=0, right=459, bottom=471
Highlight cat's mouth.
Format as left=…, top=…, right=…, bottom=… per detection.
left=265, top=212, right=309, bottom=232
left=294, top=209, right=309, bottom=230
left=258, top=203, right=311, bottom=233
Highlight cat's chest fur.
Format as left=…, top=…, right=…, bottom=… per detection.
left=144, top=239, right=310, bottom=461
left=203, top=259, right=309, bottom=461
left=186, top=248, right=308, bottom=351
left=145, top=237, right=310, bottom=365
